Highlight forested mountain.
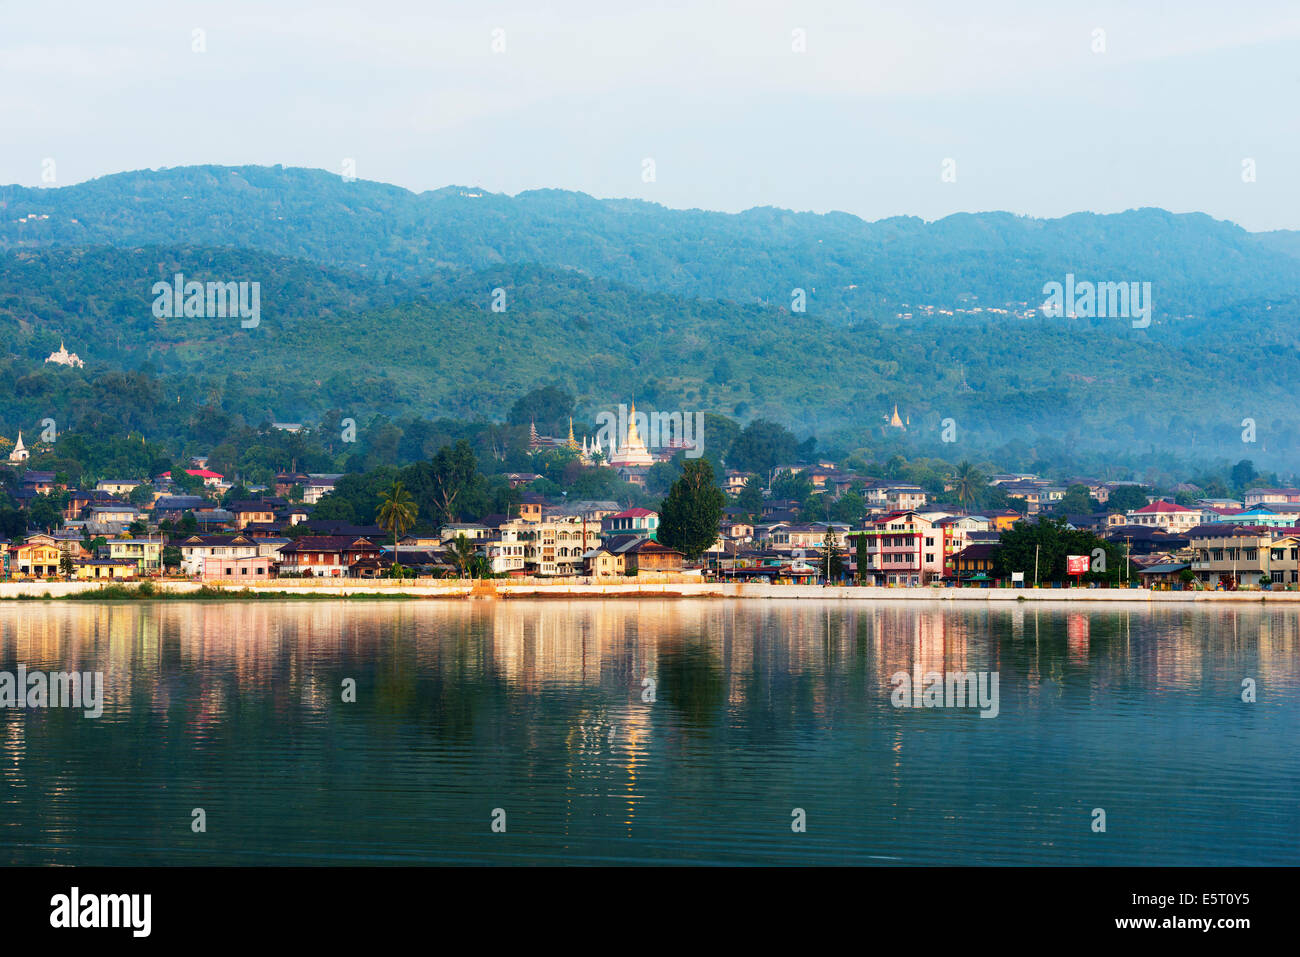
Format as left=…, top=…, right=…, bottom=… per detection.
left=3, top=241, right=1300, bottom=471
left=3, top=165, right=1300, bottom=320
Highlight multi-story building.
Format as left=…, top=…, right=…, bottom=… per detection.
left=277, top=536, right=383, bottom=577
left=1189, top=529, right=1300, bottom=587
left=1126, top=500, right=1205, bottom=533
left=106, top=538, right=164, bottom=574
left=179, top=534, right=261, bottom=577
left=765, top=522, right=849, bottom=553
left=1243, top=488, right=1300, bottom=508
left=850, top=511, right=951, bottom=585
left=862, top=483, right=928, bottom=512
left=497, top=515, right=597, bottom=576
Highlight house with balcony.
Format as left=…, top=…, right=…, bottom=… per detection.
left=179, top=534, right=261, bottom=577
left=498, top=515, right=595, bottom=576
left=1188, top=529, right=1300, bottom=587
left=106, top=538, right=164, bottom=574
left=277, top=536, right=383, bottom=577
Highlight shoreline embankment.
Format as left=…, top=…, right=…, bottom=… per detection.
left=0, top=579, right=1293, bottom=603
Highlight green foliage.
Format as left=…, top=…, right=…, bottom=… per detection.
left=28, top=492, right=65, bottom=532
left=658, top=459, right=727, bottom=561
left=820, top=527, right=846, bottom=582
left=733, top=477, right=763, bottom=517
left=376, top=480, right=418, bottom=541
left=1105, top=486, right=1150, bottom=513
left=993, top=517, right=1126, bottom=584
left=728, top=420, right=801, bottom=474
left=6, top=168, right=1300, bottom=476
left=1056, top=483, right=1100, bottom=514
left=770, top=469, right=814, bottom=502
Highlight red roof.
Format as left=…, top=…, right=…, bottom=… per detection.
left=1133, top=500, right=1195, bottom=513
left=612, top=508, right=657, bottom=518
left=160, top=468, right=225, bottom=480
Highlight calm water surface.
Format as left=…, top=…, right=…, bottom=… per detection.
left=0, top=599, right=1296, bottom=865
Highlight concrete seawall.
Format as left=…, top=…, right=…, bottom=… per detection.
left=0, top=580, right=1295, bottom=603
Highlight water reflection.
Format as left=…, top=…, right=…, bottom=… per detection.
left=0, top=600, right=1297, bottom=865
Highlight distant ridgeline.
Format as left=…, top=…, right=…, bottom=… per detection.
left=1, top=165, right=1299, bottom=468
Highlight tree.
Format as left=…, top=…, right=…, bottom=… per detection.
left=375, top=480, right=418, bottom=561
left=1230, top=459, right=1258, bottom=492
left=1106, top=485, right=1150, bottom=513
left=29, top=492, right=65, bottom=532
left=448, top=533, right=478, bottom=578
left=821, top=528, right=845, bottom=582
left=128, top=483, right=155, bottom=508
left=770, top=469, right=813, bottom=502
left=59, top=551, right=75, bottom=580
left=727, top=419, right=800, bottom=474
left=951, top=460, right=984, bottom=509
left=830, top=490, right=866, bottom=525
left=855, top=532, right=869, bottom=583
left=993, top=517, right=1126, bottom=584
left=734, top=476, right=763, bottom=517
left=1056, top=483, right=1099, bottom=515
left=408, top=440, right=477, bottom=526
left=507, top=386, right=574, bottom=433
left=658, top=459, right=727, bottom=561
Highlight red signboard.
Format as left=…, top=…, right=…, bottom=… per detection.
left=1066, top=555, right=1090, bottom=575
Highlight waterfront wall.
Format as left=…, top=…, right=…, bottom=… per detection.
left=2, top=579, right=1299, bottom=602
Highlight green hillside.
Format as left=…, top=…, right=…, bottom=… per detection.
left=4, top=166, right=1299, bottom=319
left=3, top=244, right=1300, bottom=471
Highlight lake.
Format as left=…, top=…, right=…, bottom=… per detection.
left=1, top=599, right=1296, bottom=865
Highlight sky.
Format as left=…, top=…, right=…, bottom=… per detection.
left=3, top=0, right=1299, bottom=231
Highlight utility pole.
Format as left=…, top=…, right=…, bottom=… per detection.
left=1034, top=543, right=1040, bottom=587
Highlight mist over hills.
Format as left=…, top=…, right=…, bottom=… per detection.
left=1, top=165, right=1298, bottom=471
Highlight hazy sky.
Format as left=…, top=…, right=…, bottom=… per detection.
left=4, top=0, right=1299, bottom=230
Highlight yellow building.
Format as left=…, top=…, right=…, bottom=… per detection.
left=107, top=538, right=164, bottom=573
left=72, top=559, right=136, bottom=580
left=13, top=542, right=62, bottom=578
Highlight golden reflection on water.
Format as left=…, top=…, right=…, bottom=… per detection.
left=2, top=599, right=1298, bottom=702
left=0, top=599, right=1298, bottom=865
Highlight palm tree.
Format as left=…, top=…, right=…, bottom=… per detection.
left=375, top=481, right=418, bottom=574
left=448, top=533, right=478, bottom=579
left=953, top=460, right=984, bottom=510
